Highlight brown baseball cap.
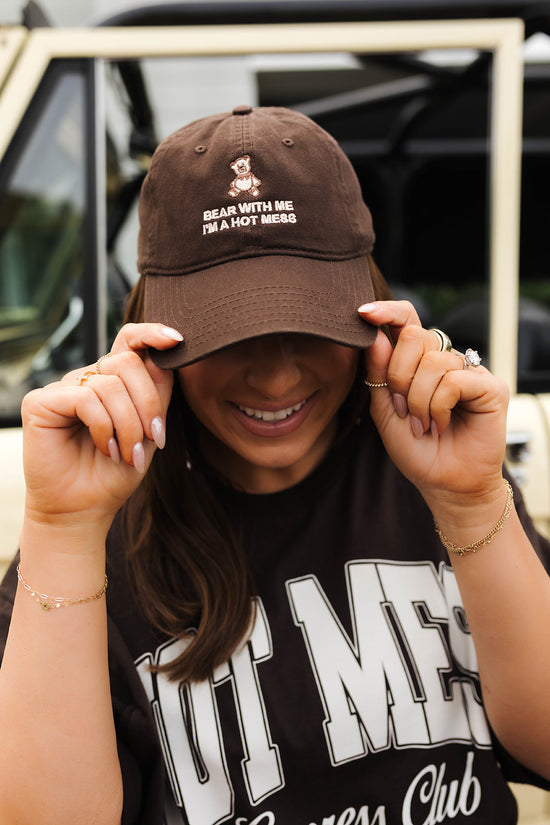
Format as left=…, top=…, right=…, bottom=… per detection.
left=138, top=105, right=377, bottom=368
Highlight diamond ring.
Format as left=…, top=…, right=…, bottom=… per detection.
left=464, top=348, right=482, bottom=369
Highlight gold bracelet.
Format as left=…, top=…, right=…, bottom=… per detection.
left=16, top=564, right=108, bottom=611
left=434, top=480, right=514, bottom=556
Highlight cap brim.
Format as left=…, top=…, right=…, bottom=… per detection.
left=144, top=254, right=377, bottom=369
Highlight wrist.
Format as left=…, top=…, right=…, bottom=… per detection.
left=421, top=475, right=505, bottom=524
left=16, top=562, right=108, bottom=611
left=19, top=516, right=108, bottom=594
left=22, top=504, right=113, bottom=547
left=424, top=478, right=513, bottom=557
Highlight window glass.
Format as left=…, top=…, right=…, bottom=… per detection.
left=0, top=69, right=86, bottom=421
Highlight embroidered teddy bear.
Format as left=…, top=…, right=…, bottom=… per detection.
left=228, top=155, right=261, bottom=198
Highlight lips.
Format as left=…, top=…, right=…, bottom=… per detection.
left=237, top=400, right=307, bottom=422
left=230, top=393, right=317, bottom=437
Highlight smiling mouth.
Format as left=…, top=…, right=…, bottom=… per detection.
left=237, top=400, right=307, bottom=422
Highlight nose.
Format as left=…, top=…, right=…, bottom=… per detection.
left=244, top=335, right=303, bottom=399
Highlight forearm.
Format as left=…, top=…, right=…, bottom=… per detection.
left=360, top=302, right=550, bottom=776
left=0, top=521, right=123, bottom=825
left=426, top=484, right=550, bottom=780
left=0, top=322, right=177, bottom=824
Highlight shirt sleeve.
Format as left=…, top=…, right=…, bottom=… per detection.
left=108, top=617, right=166, bottom=825
left=492, top=730, right=550, bottom=790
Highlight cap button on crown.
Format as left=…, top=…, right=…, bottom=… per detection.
left=232, top=105, right=253, bottom=115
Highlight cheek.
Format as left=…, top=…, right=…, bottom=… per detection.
left=323, top=347, right=360, bottom=387
left=327, top=350, right=361, bottom=411
left=177, top=353, right=242, bottom=433
left=340, top=348, right=360, bottom=373
left=177, top=363, right=217, bottom=419
left=178, top=364, right=198, bottom=399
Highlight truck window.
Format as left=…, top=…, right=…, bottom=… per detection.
left=0, top=62, right=87, bottom=422
left=2, top=41, right=549, bottom=432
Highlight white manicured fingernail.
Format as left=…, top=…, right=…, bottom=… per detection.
left=108, top=437, right=120, bottom=464
left=151, top=416, right=166, bottom=449
left=358, top=303, right=378, bottom=313
left=132, top=442, right=145, bottom=473
left=161, top=327, right=183, bottom=341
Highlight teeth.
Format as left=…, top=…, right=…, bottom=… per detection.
left=239, top=400, right=306, bottom=422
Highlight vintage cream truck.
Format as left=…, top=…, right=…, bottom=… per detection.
left=1, top=4, right=549, bottom=565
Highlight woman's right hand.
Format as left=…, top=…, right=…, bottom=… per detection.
left=20, top=323, right=182, bottom=540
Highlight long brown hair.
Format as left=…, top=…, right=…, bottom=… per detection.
left=121, top=255, right=392, bottom=682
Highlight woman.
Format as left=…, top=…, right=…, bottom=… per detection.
left=0, top=106, right=549, bottom=825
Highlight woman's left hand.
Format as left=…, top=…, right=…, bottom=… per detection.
left=360, top=302, right=550, bottom=783
left=359, top=300, right=509, bottom=508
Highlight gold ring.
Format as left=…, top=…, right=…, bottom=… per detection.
left=429, top=328, right=452, bottom=352
left=95, top=354, right=111, bottom=374
left=77, top=370, right=96, bottom=386
left=364, top=379, right=388, bottom=388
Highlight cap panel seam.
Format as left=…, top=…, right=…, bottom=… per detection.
left=183, top=312, right=370, bottom=337
left=150, top=272, right=358, bottom=308
left=141, top=249, right=369, bottom=276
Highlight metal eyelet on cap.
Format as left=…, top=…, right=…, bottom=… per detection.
left=282, top=138, right=294, bottom=147
left=232, top=105, right=253, bottom=115
left=194, top=145, right=207, bottom=154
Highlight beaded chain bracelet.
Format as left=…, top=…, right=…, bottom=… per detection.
left=434, top=480, right=514, bottom=556
left=16, top=564, right=108, bottom=611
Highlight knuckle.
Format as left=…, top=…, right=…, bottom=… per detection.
left=386, top=368, right=401, bottom=388
left=396, top=300, right=421, bottom=324
left=117, top=349, right=143, bottom=370
left=422, top=350, right=442, bottom=368
left=21, top=389, right=42, bottom=419
left=93, top=415, right=114, bottom=440
left=398, top=324, right=423, bottom=345
left=141, top=382, right=162, bottom=405
left=99, top=374, right=123, bottom=392
left=386, top=362, right=411, bottom=389
left=75, top=382, right=95, bottom=398
left=113, top=415, right=143, bottom=445
left=438, top=371, right=464, bottom=401
left=21, top=387, right=41, bottom=408
left=119, top=322, right=139, bottom=336
left=397, top=299, right=416, bottom=314
left=112, top=322, right=142, bottom=349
